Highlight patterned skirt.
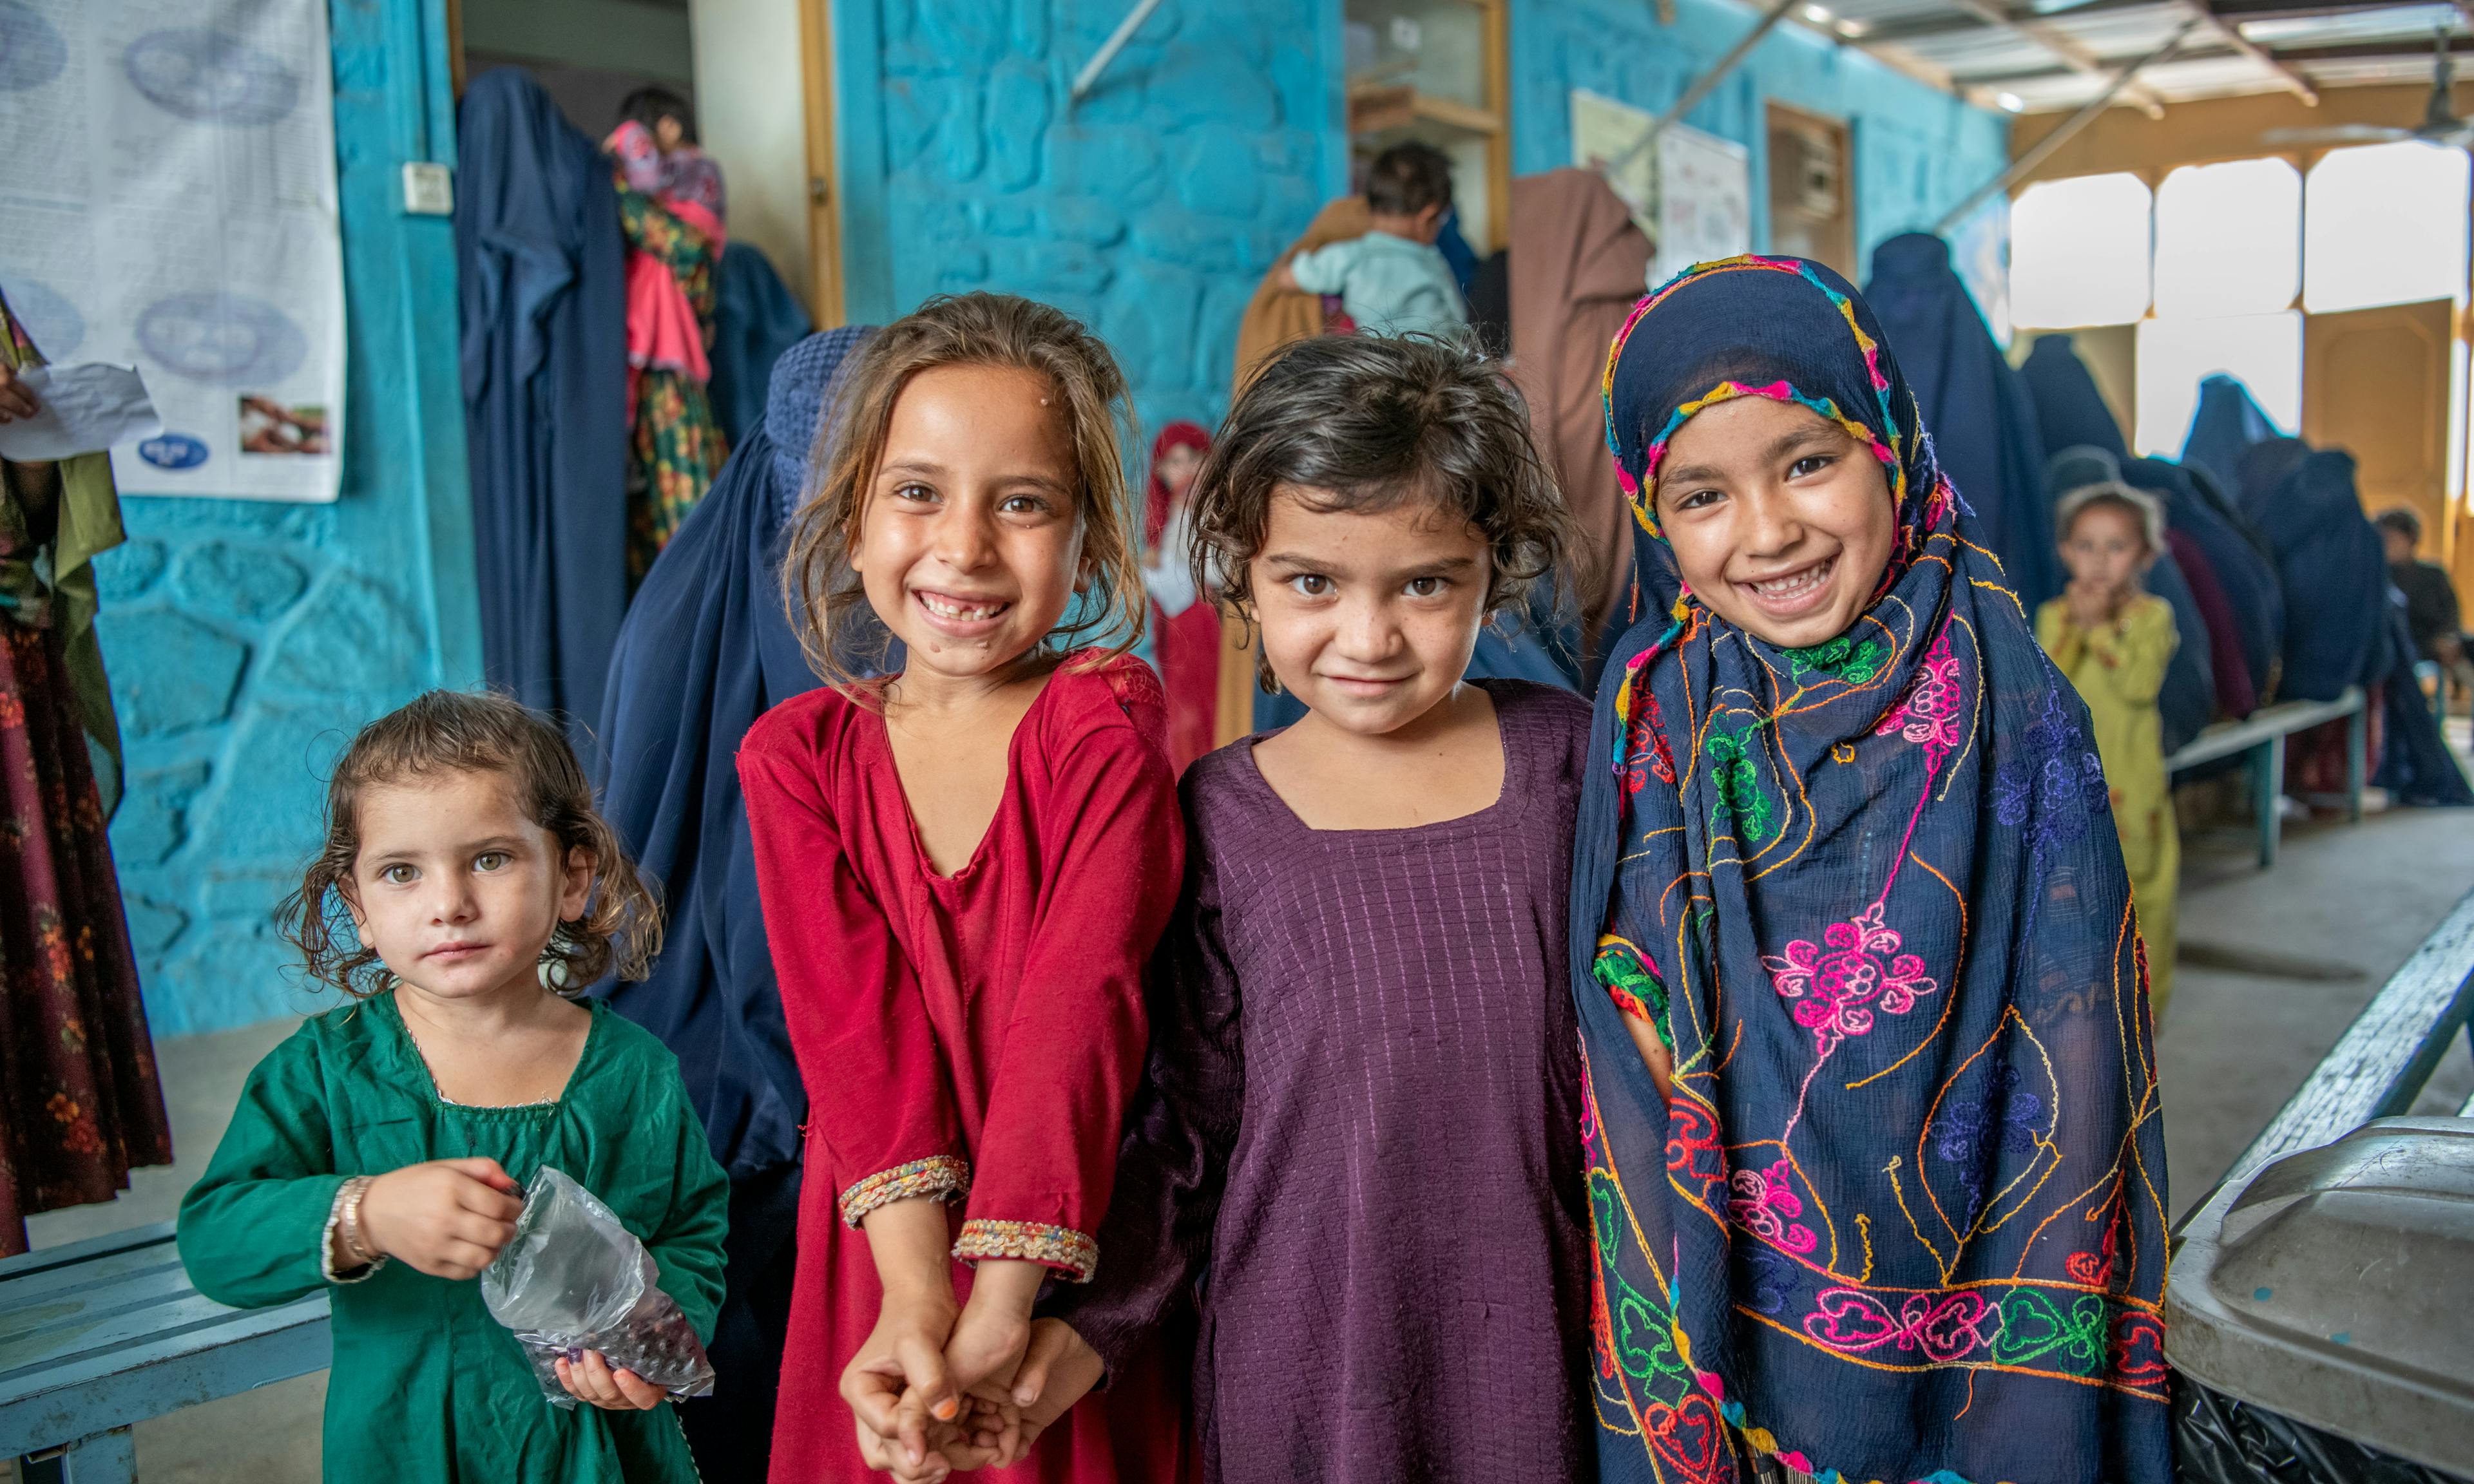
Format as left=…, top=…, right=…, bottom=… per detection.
left=627, top=368, right=726, bottom=583
left=0, top=617, right=171, bottom=1255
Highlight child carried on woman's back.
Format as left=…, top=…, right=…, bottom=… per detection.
left=178, top=692, right=729, bottom=1483
left=1278, top=141, right=1468, bottom=339
left=1026, top=332, right=1599, bottom=1481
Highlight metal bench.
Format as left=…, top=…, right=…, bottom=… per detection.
left=2202, top=881, right=2474, bottom=1207
left=2166, top=686, right=2365, bottom=869
left=1, top=1222, right=329, bottom=1483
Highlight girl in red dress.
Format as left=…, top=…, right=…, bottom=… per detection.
left=1141, top=422, right=1218, bottom=773
left=740, top=293, right=1187, bottom=1483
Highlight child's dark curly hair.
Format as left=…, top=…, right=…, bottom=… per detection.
left=1188, top=332, right=1574, bottom=649
left=276, top=690, right=662, bottom=998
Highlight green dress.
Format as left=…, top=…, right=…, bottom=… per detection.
left=176, top=993, right=728, bottom=1483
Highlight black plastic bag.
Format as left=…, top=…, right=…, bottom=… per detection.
left=481, top=1165, right=716, bottom=1408
left=2175, top=1375, right=2470, bottom=1484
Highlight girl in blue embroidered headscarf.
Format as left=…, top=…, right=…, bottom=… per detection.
left=1574, top=256, right=2171, bottom=1484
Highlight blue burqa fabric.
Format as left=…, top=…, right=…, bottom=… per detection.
left=1863, top=233, right=2060, bottom=610
left=2121, top=457, right=2283, bottom=707
left=2020, top=334, right=2127, bottom=462
left=2373, top=602, right=2474, bottom=805
left=591, top=325, right=875, bottom=1180
left=2040, top=446, right=2215, bottom=748
left=2243, top=447, right=2390, bottom=702
left=455, top=68, right=628, bottom=759
left=1577, top=258, right=2170, bottom=1484
left=709, top=243, right=812, bottom=448
left=592, top=327, right=877, bottom=1483
left=2180, top=374, right=2279, bottom=493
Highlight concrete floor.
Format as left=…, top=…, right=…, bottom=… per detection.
left=9, top=801, right=2472, bottom=1481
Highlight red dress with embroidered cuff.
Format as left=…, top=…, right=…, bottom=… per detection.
left=742, top=652, right=1193, bottom=1483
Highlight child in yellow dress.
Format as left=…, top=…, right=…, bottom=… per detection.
left=2038, top=480, right=2180, bottom=1018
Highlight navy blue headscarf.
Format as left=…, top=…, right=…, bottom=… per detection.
left=1863, top=233, right=2060, bottom=611
left=2180, top=374, right=2278, bottom=494
left=1576, top=258, right=2170, bottom=1484
left=593, top=325, right=876, bottom=1179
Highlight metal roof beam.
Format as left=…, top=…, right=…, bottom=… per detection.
left=1945, top=0, right=2173, bottom=114
left=1860, top=0, right=2430, bottom=46
left=1935, top=17, right=2201, bottom=229
left=2267, top=32, right=2474, bottom=59
left=2185, top=0, right=2321, bottom=100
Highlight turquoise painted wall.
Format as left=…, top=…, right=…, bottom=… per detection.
left=97, top=0, right=479, bottom=1038
left=1510, top=0, right=2009, bottom=268
left=830, top=0, right=1349, bottom=440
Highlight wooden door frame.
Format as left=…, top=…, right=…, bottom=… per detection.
left=798, top=0, right=847, bottom=327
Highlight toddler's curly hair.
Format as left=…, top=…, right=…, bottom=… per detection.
left=276, top=690, right=661, bottom=998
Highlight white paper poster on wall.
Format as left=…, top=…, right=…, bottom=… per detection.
left=1570, top=90, right=1751, bottom=287
left=0, top=0, right=345, bottom=502
left=1651, top=125, right=1751, bottom=287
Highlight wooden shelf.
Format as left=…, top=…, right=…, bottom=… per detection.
left=1347, top=83, right=1501, bottom=137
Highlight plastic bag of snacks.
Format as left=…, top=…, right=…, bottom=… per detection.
left=480, top=1165, right=715, bottom=1407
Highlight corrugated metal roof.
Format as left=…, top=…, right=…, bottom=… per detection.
left=1792, top=0, right=2468, bottom=111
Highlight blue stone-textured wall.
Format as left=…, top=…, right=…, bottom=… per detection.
left=96, top=0, right=479, bottom=1038
left=1511, top=0, right=2008, bottom=267
left=831, top=0, right=1348, bottom=439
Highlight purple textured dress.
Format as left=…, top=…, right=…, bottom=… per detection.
left=1053, top=680, right=1597, bottom=1484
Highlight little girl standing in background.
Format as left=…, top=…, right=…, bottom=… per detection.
left=178, top=691, right=729, bottom=1483
left=1027, top=333, right=1598, bottom=1483
left=2040, top=480, right=2180, bottom=1016
left=740, top=292, right=1187, bottom=1483
left=1142, top=421, right=1218, bottom=772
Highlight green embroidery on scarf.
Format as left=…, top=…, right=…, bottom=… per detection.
left=1590, top=1173, right=1691, bottom=1386
left=1594, top=942, right=1673, bottom=1049
left=1784, top=633, right=1885, bottom=685
left=1990, top=1289, right=2109, bottom=1375
left=1703, top=727, right=1776, bottom=844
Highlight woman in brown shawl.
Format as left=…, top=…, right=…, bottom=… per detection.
left=1505, top=169, right=1650, bottom=659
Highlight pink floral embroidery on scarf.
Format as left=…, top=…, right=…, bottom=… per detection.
left=1728, top=1157, right=1818, bottom=1253
left=1875, top=626, right=1964, bottom=765
left=1762, top=902, right=1939, bottom=1053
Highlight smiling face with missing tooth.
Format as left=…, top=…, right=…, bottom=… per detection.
left=1651, top=394, right=1896, bottom=651
left=849, top=361, right=1088, bottom=688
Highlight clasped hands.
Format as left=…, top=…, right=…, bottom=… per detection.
left=841, top=1205, right=1106, bottom=1481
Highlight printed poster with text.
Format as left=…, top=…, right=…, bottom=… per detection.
left=0, top=0, right=345, bottom=501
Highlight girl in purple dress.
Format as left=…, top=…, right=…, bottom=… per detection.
left=1007, top=334, right=1598, bottom=1483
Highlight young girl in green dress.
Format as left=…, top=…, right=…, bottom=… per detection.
left=178, top=691, right=729, bottom=1482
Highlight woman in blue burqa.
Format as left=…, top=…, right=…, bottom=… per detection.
left=1573, top=257, right=2171, bottom=1484
left=590, top=324, right=879, bottom=1478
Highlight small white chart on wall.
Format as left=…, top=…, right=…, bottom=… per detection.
left=0, top=0, right=345, bottom=502
left=1570, top=90, right=1751, bottom=287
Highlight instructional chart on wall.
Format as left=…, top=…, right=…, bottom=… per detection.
left=0, top=0, right=344, bottom=502
left=1571, top=90, right=1752, bottom=288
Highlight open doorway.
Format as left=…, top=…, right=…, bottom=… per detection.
left=1342, top=0, right=1512, bottom=253
left=453, top=0, right=696, bottom=141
